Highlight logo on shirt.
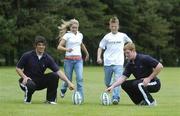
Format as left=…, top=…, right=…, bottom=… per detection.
left=108, top=41, right=121, bottom=44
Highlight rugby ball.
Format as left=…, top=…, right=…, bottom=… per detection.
left=72, top=91, right=82, bottom=105
left=100, top=92, right=111, bottom=105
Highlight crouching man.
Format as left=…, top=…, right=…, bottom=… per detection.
left=106, top=43, right=163, bottom=106
left=16, top=36, right=74, bottom=104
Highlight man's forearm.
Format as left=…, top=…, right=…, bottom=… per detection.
left=57, top=70, right=70, bottom=83
left=16, top=67, right=27, bottom=79
left=112, top=76, right=126, bottom=88
left=148, top=63, right=163, bottom=80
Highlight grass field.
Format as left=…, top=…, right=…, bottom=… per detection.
left=0, top=67, right=180, bottom=116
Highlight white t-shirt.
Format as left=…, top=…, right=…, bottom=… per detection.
left=99, top=32, right=132, bottom=66
left=63, top=31, right=83, bottom=56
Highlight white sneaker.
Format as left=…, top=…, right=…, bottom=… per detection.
left=60, top=92, right=65, bottom=98
left=112, top=99, right=119, bottom=105
left=49, top=101, right=57, bottom=105
left=44, top=101, right=57, bottom=105
left=138, top=100, right=148, bottom=105
left=24, top=101, right=31, bottom=104
left=139, top=100, right=157, bottom=106
left=149, top=100, right=157, bottom=106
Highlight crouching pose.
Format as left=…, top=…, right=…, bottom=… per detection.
left=106, top=43, right=163, bottom=106
left=16, top=36, right=74, bottom=104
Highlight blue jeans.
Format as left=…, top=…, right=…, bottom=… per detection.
left=61, top=59, right=84, bottom=100
left=104, top=65, right=123, bottom=101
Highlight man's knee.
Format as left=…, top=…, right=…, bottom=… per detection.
left=121, top=80, right=139, bottom=90
left=121, top=82, right=127, bottom=90
left=47, top=72, right=59, bottom=81
left=46, top=73, right=59, bottom=88
left=19, top=78, right=36, bottom=93
left=26, top=79, right=36, bottom=92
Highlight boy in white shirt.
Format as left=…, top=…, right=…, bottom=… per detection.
left=97, top=16, right=132, bottom=105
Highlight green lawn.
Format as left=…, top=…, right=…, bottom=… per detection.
left=0, top=67, right=180, bottom=116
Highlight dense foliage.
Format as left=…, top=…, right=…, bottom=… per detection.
left=0, top=0, right=179, bottom=66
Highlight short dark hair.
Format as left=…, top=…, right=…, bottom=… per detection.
left=34, top=36, right=47, bottom=45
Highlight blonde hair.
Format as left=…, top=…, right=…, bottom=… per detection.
left=58, top=19, right=79, bottom=41
left=109, top=16, right=119, bottom=24
left=124, top=43, right=136, bottom=51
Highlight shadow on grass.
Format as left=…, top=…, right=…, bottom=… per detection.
left=11, top=99, right=135, bottom=107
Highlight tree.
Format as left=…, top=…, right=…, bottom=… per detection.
left=102, top=0, right=173, bottom=65
left=0, top=0, right=179, bottom=66
left=54, top=0, right=108, bottom=65
left=157, top=0, right=180, bottom=66
left=0, top=1, right=17, bottom=65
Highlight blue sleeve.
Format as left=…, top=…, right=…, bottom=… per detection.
left=143, top=55, right=159, bottom=68
left=122, top=63, right=132, bottom=78
left=47, top=54, right=59, bottom=72
left=16, top=53, right=28, bottom=69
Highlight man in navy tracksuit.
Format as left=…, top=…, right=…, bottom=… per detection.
left=106, top=43, right=163, bottom=106
left=16, top=36, right=74, bottom=104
